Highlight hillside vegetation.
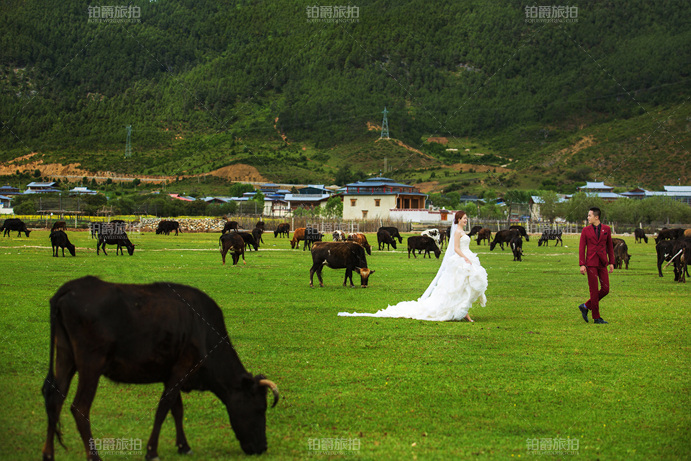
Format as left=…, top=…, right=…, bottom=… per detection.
left=1, top=0, right=689, bottom=192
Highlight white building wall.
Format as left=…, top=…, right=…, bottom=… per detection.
left=343, top=195, right=396, bottom=220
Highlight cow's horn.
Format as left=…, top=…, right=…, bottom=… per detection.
left=259, top=379, right=279, bottom=407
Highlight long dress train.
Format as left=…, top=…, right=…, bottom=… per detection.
left=338, top=226, right=487, bottom=321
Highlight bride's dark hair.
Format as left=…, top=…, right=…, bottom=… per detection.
left=454, top=211, right=466, bottom=224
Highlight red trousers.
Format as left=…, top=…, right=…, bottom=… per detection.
left=585, top=265, right=609, bottom=319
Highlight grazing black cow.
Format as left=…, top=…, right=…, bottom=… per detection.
left=613, top=239, right=631, bottom=270
left=42, top=276, right=278, bottom=461
left=672, top=237, right=691, bottom=283
left=476, top=228, right=491, bottom=246
left=468, top=225, right=483, bottom=237
left=252, top=227, right=264, bottom=246
left=49, top=230, right=76, bottom=257
left=407, top=236, right=440, bottom=259
left=309, top=242, right=374, bottom=287
left=377, top=229, right=397, bottom=251
left=1, top=218, right=31, bottom=237
left=509, top=225, right=529, bottom=242
left=274, top=223, right=290, bottom=238
left=655, top=228, right=685, bottom=244
left=634, top=228, right=648, bottom=243
left=51, top=221, right=67, bottom=232
left=238, top=231, right=259, bottom=251
left=222, top=221, right=239, bottom=234
left=537, top=230, right=563, bottom=247
left=656, top=240, right=675, bottom=277
left=490, top=229, right=520, bottom=251
left=303, top=227, right=323, bottom=251
left=220, top=232, right=246, bottom=265
left=97, top=223, right=135, bottom=256
left=156, top=220, right=181, bottom=236
left=378, top=226, right=403, bottom=244
left=510, top=235, right=523, bottom=261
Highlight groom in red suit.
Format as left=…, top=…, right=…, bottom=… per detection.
left=578, top=207, right=614, bottom=324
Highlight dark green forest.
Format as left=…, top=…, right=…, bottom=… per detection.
left=1, top=0, right=689, bottom=189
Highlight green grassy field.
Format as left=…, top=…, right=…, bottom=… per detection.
left=0, top=230, right=688, bottom=460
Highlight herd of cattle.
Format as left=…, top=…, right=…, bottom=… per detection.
left=2, top=217, right=691, bottom=283
left=1, top=216, right=689, bottom=459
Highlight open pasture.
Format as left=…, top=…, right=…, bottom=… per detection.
left=0, top=230, right=688, bottom=460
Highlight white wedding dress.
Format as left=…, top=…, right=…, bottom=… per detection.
left=338, top=224, right=488, bottom=321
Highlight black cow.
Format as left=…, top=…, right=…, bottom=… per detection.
left=510, top=235, right=523, bottom=261
left=407, top=236, right=440, bottom=259
left=490, top=229, right=520, bottom=251
left=476, top=228, right=491, bottom=246
left=89, top=222, right=99, bottom=239
left=156, top=220, right=181, bottom=236
left=252, top=227, right=265, bottom=246
left=220, top=232, right=246, bottom=265
left=97, top=223, right=135, bottom=256
left=537, top=230, right=563, bottom=247
left=378, top=226, right=403, bottom=244
left=1, top=218, right=31, bottom=237
left=222, top=221, right=239, bottom=234
left=309, top=242, right=375, bottom=287
left=613, top=240, right=631, bottom=270
left=49, top=230, right=76, bottom=257
left=274, top=223, right=290, bottom=238
left=672, top=237, right=691, bottom=283
left=42, top=276, right=278, bottom=461
left=51, top=221, right=67, bottom=232
left=438, top=228, right=447, bottom=250
left=509, top=225, right=529, bottom=242
left=377, top=229, right=397, bottom=251
left=656, top=240, right=675, bottom=277
left=468, top=225, right=483, bottom=237
left=655, top=228, right=685, bottom=244
left=304, top=227, right=323, bottom=250
left=634, top=228, right=648, bottom=243
left=238, top=231, right=259, bottom=251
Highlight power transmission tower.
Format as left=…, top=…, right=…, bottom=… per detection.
left=125, top=125, right=132, bottom=158
left=380, top=107, right=390, bottom=139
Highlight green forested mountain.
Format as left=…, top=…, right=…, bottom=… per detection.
left=1, top=0, right=689, bottom=191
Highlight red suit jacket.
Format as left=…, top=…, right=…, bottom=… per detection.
left=579, top=224, right=615, bottom=267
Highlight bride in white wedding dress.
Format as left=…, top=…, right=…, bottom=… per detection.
left=338, top=211, right=487, bottom=321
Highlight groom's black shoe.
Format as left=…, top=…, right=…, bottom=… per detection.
left=593, top=318, right=609, bottom=324
left=578, top=304, right=589, bottom=323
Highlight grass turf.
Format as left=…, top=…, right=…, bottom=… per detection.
left=0, top=230, right=688, bottom=460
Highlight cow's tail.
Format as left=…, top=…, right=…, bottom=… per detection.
left=42, top=292, right=67, bottom=450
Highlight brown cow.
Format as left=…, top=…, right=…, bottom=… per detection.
left=219, top=233, right=246, bottom=265
left=347, top=233, right=372, bottom=255
left=613, top=239, right=631, bottom=269
left=290, top=227, right=306, bottom=249
left=685, top=229, right=691, bottom=238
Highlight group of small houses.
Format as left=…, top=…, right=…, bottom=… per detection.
left=2, top=217, right=691, bottom=283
